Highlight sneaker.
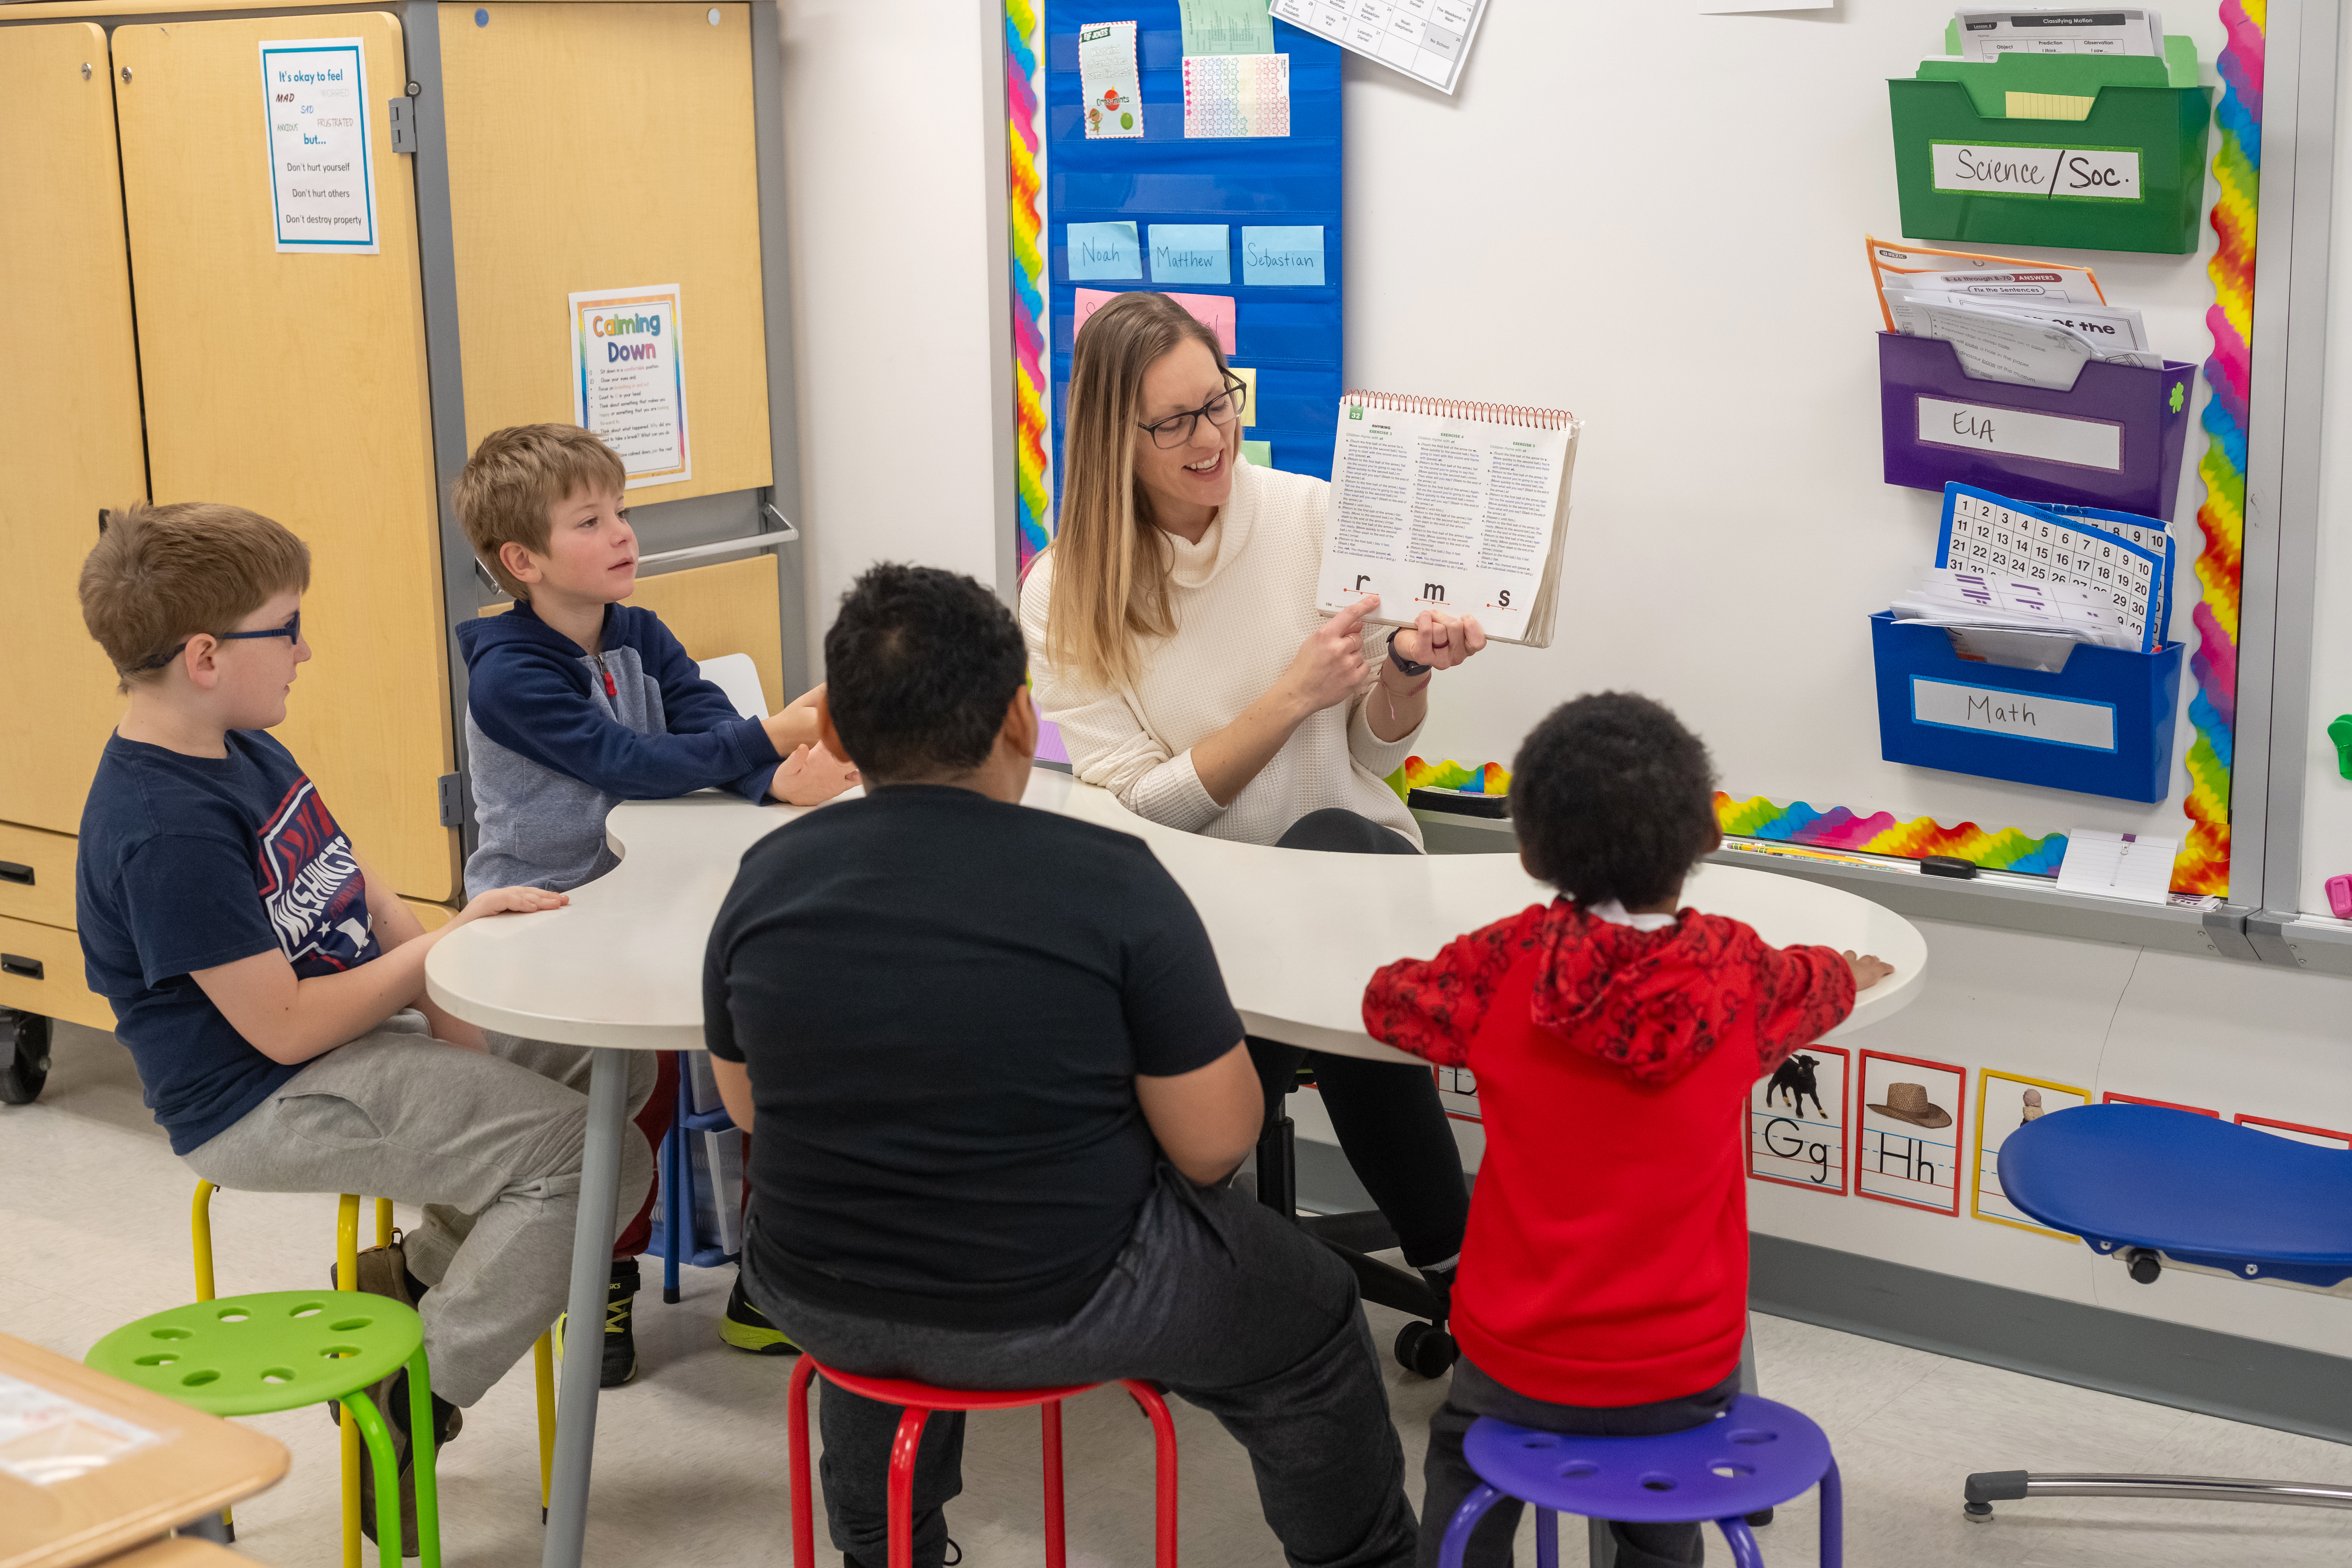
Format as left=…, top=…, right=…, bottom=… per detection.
left=719, top=1271, right=799, bottom=1356
left=354, top=1372, right=458, bottom=1560
left=555, top=1259, right=640, bottom=1388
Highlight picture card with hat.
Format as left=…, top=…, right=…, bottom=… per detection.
left=1973, top=1070, right=2090, bottom=1239
left=1856, top=1051, right=1967, bottom=1216
left=2102, top=1091, right=2218, bottom=1117
left=1748, top=1043, right=1851, bottom=1197
left=2233, top=1114, right=2352, bottom=1150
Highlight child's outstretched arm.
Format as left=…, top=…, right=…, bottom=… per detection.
left=1748, top=935, right=1887, bottom=1074
left=1361, top=907, right=1546, bottom=1067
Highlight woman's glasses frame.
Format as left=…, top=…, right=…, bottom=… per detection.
left=1136, top=373, right=1249, bottom=450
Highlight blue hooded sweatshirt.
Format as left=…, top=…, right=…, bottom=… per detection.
left=455, top=599, right=781, bottom=897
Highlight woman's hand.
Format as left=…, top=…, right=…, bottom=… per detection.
left=1282, top=595, right=1378, bottom=717
left=1391, top=609, right=1487, bottom=673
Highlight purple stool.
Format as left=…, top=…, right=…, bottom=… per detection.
left=1440, top=1396, right=1842, bottom=1568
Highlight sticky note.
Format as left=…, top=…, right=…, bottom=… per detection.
left=1241, top=439, right=1272, bottom=467
left=1073, top=288, right=1235, bottom=354
left=1241, top=226, right=1324, bottom=286
left=1233, top=365, right=1257, bottom=427
left=1067, top=221, right=1142, bottom=281
left=1149, top=224, right=1230, bottom=284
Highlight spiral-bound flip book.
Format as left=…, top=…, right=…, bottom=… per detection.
left=1315, top=391, right=1581, bottom=648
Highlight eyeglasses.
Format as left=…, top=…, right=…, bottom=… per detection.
left=136, top=610, right=302, bottom=672
left=1136, top=375, right=1248, bottom=450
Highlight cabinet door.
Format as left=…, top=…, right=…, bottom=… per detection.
left=111, top=12, right=457, bottom=900
left=0, top=23, right=146, bottom=835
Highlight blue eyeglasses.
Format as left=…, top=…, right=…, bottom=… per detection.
left=136, top=610, right=302, bottom=672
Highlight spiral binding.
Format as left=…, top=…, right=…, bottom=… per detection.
left=1340, top=390, right=1577, bottom=430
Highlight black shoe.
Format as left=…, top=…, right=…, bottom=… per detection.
left=602, top=1258, right=639, bottom=1388
left=719, top=1270, right=800, bottom=1356
left=844, top=1538, right=958, bottom=1568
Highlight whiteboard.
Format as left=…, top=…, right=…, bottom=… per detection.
left=1339, top=3, right=2232, bottom=857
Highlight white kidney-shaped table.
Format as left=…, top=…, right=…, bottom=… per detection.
left=427, top=768, right=1927, bottom=1568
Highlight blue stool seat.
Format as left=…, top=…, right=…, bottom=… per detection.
left=1443, top=1395, right=1841, bottom=1567
left=1999, top=1104, right=2352, bottom=1288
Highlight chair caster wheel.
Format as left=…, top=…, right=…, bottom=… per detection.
left=2, top=1012, right=52, bottom=1105
left=1963, top=1502, right=1994, bottom=1521
left=1744, top=1507, right=1773, bottom=1527
left=1394, top=1320, right=1457, bottom=1378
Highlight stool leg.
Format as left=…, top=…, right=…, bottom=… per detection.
left=1042, top=1400, right=1067, bottom=1568
left=534, top=1333, right=556, bottom=1518
left=376, top=1198, right=395, bottom=1249
left=1714, top=1518, right=1765, bottom=1568
left=405, top=1347, right=442, bottom=1568
left=1438, top=1483, right=1503, bottom=1568
left=338, top=1196, right=363, bottom=1568
left=1588, top=1518, right=1614, bottom=1568
left=1819, top=1458, right=1844, bottom=1568
left=887, top=1406, right=932, bottom=1568
left=344, top=1388, right=405, bottom=1565
left=191, top=1182, right=217, bottom=1301
left=788, top=1357, right=819, bottom=1568
left=1118, top=1381, right=1180, bottom=1568
left=1533, top=1506, right=1557, bottom=1568
left=664, top=1054, right=688, bottom=1303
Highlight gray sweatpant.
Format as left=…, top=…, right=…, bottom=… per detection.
left=185, top=1013, right=656, bottom=1407
left=749, top=1163, right=1417, bottom=1568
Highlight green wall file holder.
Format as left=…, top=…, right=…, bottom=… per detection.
left=1889, top=40, right=2213, bottom=255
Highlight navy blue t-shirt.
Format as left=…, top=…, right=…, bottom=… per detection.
left=77, top=730, right=384, bottom=1154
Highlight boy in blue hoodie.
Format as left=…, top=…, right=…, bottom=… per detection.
left=452, top=424, right=857, bottom=1381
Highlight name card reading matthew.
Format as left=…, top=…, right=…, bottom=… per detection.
left=1911, top=677, right=2116, bottom=752
left=1931, top=141, right=2143, bottom=201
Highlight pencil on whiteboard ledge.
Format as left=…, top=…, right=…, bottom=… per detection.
left=1720, top=840, right=1913, bottom=873
left=1315, top=391, right=1582, bottom=650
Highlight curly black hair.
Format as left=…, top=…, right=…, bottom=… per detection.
left=1510, top=692, right=1720, bottom=909
left=824, top=563, right=1028, bottom=782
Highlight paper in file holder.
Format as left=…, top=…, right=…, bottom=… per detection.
left=1870, top=612, right=2182, bottom=802
left=1879, top=335, right=2196, bottom=521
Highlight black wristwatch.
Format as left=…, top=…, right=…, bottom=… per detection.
left=1386, top=628, right=1432, bottom=678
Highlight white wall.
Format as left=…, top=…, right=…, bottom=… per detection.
left=779, top=0, right=1006, bottom=669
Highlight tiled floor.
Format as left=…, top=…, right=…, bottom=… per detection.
left=8, top=1019, right=2352, bottom=1566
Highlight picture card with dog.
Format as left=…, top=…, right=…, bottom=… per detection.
left=1972, top=1070, right=2089, bottom=1239
left=1748, top=1043, right=1850, bottom=1196
left=1855, top=1051, right=1966, bottom=1216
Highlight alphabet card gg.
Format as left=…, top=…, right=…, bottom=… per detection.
left=1855, top=1051, right=1966, bottom=1216
left=1748, top=1043, right=1851, bottom=1196
left=1316, top=392, right=1581, bottom=648
left=1972, top=1071, right=2089, bottom=1239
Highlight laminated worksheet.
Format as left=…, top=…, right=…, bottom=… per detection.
left=1267, top=0, right=1486, bottom=95
left=1935, top=485, right=2164, bottom=653
left=1316, top=392, right=1581, bottom=648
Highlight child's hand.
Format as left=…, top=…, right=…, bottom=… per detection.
left=1844, top=950, right=1894, bottom=991
left=772, top=741, right=860, bottom=806
left=448, top=885, right=569, bottom=930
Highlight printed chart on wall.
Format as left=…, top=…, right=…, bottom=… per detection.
left=1855, top=1051, right=1965, bottom=1215
left=1971, top=1070, right=2088, bottom=1238
left=1748, top=1043, right=1850, bottom=1197
left=258, top=37, right=377, bottom=253
left=1268, top=0, right=1486, bottom=94
left=569, top=286, right=690, bottom=489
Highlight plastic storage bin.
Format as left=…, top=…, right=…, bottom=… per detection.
left=1870, top=613, right=2182, bottom=802
left=1889, top=41, right=2213, bottom=254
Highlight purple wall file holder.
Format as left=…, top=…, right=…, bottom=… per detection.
left=1871, top=613, right=2183, bottom=802
left=1878, top=334, right=2196, bottom=520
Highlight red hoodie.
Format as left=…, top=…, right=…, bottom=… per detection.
left=1363, top=900, right=1855, bottom=1408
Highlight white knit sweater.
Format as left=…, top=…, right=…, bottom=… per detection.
left=1021, top=457, right=1426, bottom=848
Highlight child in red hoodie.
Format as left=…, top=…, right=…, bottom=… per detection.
left=1363, top=693, right=1891, bottom=1568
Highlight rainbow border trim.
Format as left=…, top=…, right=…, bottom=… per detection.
left=1716, top=795, right=2069, bottom=875
left=1007, top=0, right=1051, bottom=567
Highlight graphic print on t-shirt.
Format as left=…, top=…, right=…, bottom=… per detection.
left=254, top=778, right=374, bottom=971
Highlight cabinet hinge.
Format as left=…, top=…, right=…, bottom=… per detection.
left=438, top=773, right=464, bottom=828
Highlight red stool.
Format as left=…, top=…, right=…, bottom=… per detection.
left=787, top=1356, right=1179, bottom=1568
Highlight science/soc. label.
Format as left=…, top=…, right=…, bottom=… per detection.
left=1930, top=141, right=2143, bottom=202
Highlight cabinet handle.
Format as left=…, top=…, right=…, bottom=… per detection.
left=0, top=954, right=42, bottom=980
left=0, top=862, right=30, bottom=886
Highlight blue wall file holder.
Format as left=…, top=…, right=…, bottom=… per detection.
left=1870, top=613, right=2183, bottom=802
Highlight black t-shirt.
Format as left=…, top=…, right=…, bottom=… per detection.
left=704, top=784, right=1242, bottom=1330
left=76, top=730, right=385, bottom=1154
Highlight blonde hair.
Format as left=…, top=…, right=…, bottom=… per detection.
left=79, top=503, right=311, bottom=691
left=1043, top=292, right=1230, bottom=692
left=453, top=424, right=628, bottom=598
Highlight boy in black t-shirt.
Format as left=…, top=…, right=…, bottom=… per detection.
left=703, top=564, right=1417, bottom=1568
left=73, top=503, right=654, bottom=1554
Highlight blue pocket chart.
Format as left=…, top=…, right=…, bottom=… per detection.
left=1241, top=225, right=1325, bottom=286
left=1149, top=224, right=1230, bottom=284
left=1067, top=220, right=1143, bottom=280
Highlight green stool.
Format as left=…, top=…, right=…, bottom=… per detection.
left=88, top=1290, right=441, bottom=1566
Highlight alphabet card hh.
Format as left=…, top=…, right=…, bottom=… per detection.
left=1972, top=1071, right=2089, bottom=1239
left=1855, top=1051, right=1966, bottom=1216
left=1748, top=1043, right=1850, bottom=1196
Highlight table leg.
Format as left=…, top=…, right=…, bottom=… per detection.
left=542, top=1045, right=631, bottom=1568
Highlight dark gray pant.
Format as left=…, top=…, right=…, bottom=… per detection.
left=1419, top=1358, right=1741, bottom=1568
left=748, top=1164, right=1417, bottom=1568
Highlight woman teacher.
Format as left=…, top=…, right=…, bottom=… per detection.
left=1020, top=289, right=1484, bottom=1307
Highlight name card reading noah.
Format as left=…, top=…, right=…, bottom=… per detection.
left=1911, top=677, right=2117, bottom=751
left=1931, top=141, right=2143, bottom=201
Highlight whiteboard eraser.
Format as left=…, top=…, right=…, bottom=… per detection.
left=1920, top=855, right=1978, bottom=879
left=2329, top=874, right=2352, bottom=920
